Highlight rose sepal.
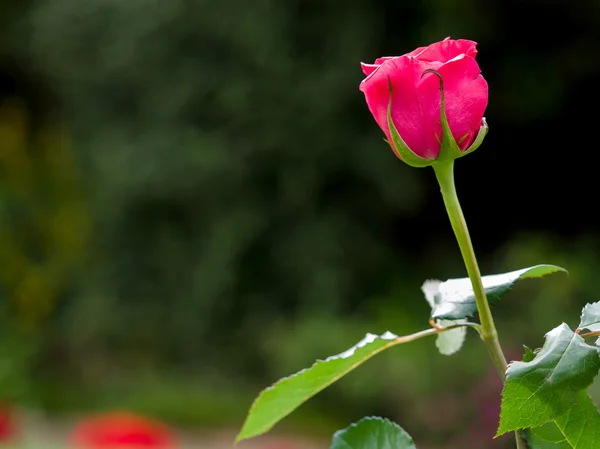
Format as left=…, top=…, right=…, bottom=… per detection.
left=422, top=69, right=488, bottom=165
left=386, top=78, right=434, bottom=168
left=459, top=118, right=488, bottom=158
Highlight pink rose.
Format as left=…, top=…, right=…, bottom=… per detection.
left=359, top=37, right=488, bottom=162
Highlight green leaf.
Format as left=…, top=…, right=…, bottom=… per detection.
left=421, top=280, right=468, bottom=355
left=524, top=393, right=600, bottom=449
left=578, top=301, right=600, bottom=333
left=497, top=323, right=600, bottom=435
left=424, top=264, right=567, bottom=320
left=434, top=319, right=467, bottom=356
left=330, top=416, right=417, bottom=449
left=236, top=332, right=401, bottom=442
left=552, top=392, right=600, bottom=448
left=524, top=422, right=571, bottom=448
left=522, top=345, right=536, bottom=363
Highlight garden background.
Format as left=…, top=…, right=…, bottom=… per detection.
left=0, top=1, right=599, bottom=448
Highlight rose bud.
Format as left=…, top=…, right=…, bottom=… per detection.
left=360, top=37, right=488, bottom=167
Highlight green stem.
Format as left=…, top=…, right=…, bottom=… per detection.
left=433, top=160, right=527, bottom=449
left=391, top=321, right=477, bottom=346
left=579, top=329, right=600, bottom=339
left=515, top=431, right=528, bottom=449
left=433, top=161, right=507, bottom=377
left=433, top=162, right=528, bottom=449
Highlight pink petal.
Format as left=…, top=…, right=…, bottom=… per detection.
left=360, top=56, right=438, bottom=159
left=414, top=39, right=478, bottom=63
left=405, top=46, right=427, bottom=57
left=360, top=62, right=380, bottom=76
left=361, top=57, right=403, bottom=76
left=417, top=54, right=488, bottom=152
left=374, top=56, right=401, bottom=65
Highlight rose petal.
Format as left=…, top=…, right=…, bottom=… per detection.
left=405, top=46, right=427, bottom=58
left=414, top=39, right=478, bottom=63
left=361, top=56, right=405, bottom=76
left=417, top=54, right=488, bottom=151
left=373, top=56, right=401, bottom=65
left=360, top=62, right=380, bottom=76
left=360, top=56, right=437, bottom=159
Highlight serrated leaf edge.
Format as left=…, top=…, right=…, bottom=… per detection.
left=431, top=264, right=567, bottom=320
left=236, top=332, right=400, bottom=442
left=332, top=416, right=416, bottom=449
left=497, top=323, right=600, bottom=436
left=578, top=301, right=600, bottom=332
left=332, top=416, right=397, bottom=437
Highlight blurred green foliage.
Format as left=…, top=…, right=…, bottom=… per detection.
left=15, top=0, right=425, bottom=381
left=0, top=0, right=598, bottom=448
left=0, top=98, right=89, bottom=402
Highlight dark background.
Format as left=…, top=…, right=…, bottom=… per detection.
left=0, top=0, right=598, bottom=448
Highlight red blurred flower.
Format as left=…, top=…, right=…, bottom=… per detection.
left=360, top=37, right=488, bottom=161
left=0, top=402, right=16, bottom=441
left=70, top=412, right=177, bottom=449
